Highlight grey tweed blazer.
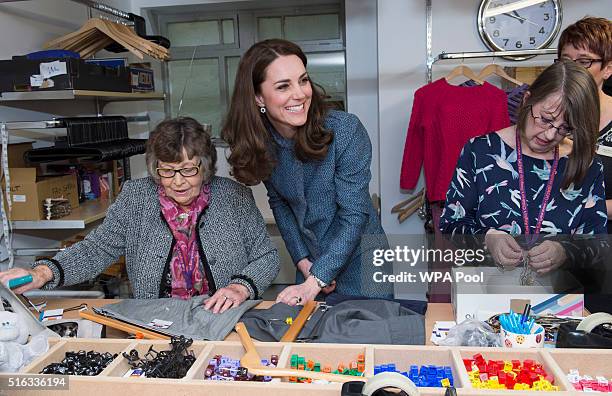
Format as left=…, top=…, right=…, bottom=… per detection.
left=35, top=176, right=279, bottom=300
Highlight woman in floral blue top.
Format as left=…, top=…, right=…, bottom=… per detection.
left=440, top=60, right=606, bottom=276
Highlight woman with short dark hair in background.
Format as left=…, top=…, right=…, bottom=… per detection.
left=558, top=17, right=612, bottom=313
left=558, top=16, right=612, bottom=224
left=0, top=117, right=279, bottom=314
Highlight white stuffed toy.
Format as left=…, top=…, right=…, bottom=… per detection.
left=0, top=311, right=48, bottom=372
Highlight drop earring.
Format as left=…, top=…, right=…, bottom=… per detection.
left=260, top=106, right=266, bottom=114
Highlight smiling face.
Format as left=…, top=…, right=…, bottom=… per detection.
left=522, top=91, right=571, bottom=156
left=158, top=148, right=204, bottom=210
left=255, top=54, right=312, bottom=139
left=560, top=44, right=612, bottom=89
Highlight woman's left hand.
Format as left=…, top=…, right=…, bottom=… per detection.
left=527, top=240, right=567, bottom=274
left=276, top=276, right=321, bottom=306
left=203, top=284, right=249, bottom=314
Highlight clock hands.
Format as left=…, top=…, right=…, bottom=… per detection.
left=484, top=0, right=548, bottom=18
left=502, top=11, right=540, bottom=27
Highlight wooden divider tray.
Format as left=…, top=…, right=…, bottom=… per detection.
left=2, top=337, right=608, bottom=395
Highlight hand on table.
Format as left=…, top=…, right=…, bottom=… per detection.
left=0, top=266, right=53, bottom=294
left=203, top=283, right=249, bottom=314
left=485, top=229, right=523, bottom=268
left=527, top=240, right=566, bottom=274
left=276, top=275, right=321, bottom=306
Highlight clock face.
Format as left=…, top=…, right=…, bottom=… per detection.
left=478, top=0, right=562, bottom=53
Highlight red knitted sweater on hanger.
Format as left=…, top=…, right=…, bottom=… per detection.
left=400, top=78, right=510, bottom=202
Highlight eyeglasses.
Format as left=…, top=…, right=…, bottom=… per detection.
left=530, top=106, right=573, bottom=137
left=555, top=57, right=603, bottom=69
left=156, top=161, right=202, bottom=178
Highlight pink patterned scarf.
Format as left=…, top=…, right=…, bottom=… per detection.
left=158, top=184, right=211, bottom=299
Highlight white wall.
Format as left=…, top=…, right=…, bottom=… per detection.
left=378, top=0, right=612, bottom=236
left=345, top=0, right=379, bottom=196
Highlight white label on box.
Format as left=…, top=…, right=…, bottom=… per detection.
left=30, top=74, right=44, bottom=87
left=40, top=61, right=67, bottom=79
left=12, top=195, right=26, bottom=203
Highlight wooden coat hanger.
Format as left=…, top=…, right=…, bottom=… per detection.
left=44, top=17, right=169, bottom=61
left=391, top=188, right=424, bottom=213
left=478, top=64, right=524, bottom=86
left=398, top=192, right=425, bottom=223
left=444, top=65, right=484, bottom=85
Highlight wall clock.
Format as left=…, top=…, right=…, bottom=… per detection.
left=477, top=0, right=562, bottom=59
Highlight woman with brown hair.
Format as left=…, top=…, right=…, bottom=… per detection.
left=440, top=60, right=606, bottom=275
left=558, top=17, right=612, bottom=312
left=558, top=17, right=612, bottom=226
left=0, top=117, right=279, bottom=314
left=222, top=39, right=391, bottom=305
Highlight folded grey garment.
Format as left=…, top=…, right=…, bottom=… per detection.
left=241, top=300, right=425, bottom=345
left=240, top=303, right=327, bottom=342
left=312, top=299, right=425, bottom=345
left=99, top=296, right=261, bottom=340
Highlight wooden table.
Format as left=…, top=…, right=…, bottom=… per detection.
left=36, top=298, right=454, bottom=345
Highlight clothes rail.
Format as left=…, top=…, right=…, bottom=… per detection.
left=427, top=48, right=557, bottom=84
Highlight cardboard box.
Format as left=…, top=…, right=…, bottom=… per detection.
left=0, top=142, right=33, bottom=168
left=451, top=267, right=583, bottom=321
left=6, top=168, right=79, bottom=220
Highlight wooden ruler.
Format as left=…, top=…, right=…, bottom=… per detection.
left=280, top=300, right=318, bottom=342
left=79, top=309, right=170, bottom=340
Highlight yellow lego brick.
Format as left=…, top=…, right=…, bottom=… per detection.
left=441, top=378, right=450, bottom=387
left=503, top=361, right=513, bottom=372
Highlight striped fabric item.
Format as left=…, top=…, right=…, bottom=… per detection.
left=460, top=80, right=529, bottom=124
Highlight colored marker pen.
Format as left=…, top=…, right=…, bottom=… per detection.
left=8, top=275, right=33, bottom=289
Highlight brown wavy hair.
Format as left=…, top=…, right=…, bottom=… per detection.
left=221, top=39, right=333, bottom=185
left=558, top=17, right=612, bottom=67
left=516, top=60, right=600, bottom=189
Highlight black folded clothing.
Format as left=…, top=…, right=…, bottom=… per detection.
left=24, top=139, right=146, bottom=163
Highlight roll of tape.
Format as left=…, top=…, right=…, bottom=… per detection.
left=361, top=372, right=420, bottom=396
left=576, top=312, right=612, bottom=333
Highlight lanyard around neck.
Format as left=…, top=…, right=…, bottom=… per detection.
left=515, top=129, right=559, bottom=239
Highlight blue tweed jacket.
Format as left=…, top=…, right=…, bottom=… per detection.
left=264, top=110, right=392, bottom=298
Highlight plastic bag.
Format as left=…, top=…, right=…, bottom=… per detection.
left=439, top=318, right=502, bottom=347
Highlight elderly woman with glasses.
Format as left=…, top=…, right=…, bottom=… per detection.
left=439, top=60, right=607, bottom=275
left=0, top=117, right=279, bottom=314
